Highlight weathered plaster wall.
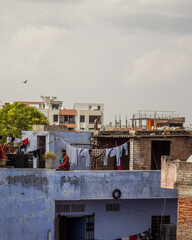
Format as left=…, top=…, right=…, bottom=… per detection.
left=0, top=169, right=177, bottom=240
left=161, top=157, right=179, bottom=189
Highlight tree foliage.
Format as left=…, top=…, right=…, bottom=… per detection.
left=0, top=102, right=49, bottom=141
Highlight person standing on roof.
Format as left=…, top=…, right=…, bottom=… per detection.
left=58, top=149, right=70, bottom=171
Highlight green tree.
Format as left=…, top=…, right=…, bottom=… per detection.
left=0, top=102, right=49, bottom=142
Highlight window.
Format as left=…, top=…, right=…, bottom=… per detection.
left=151, top=215, right=170, bottom=240
left=60, top=115, right=75, bottom=124
left=60, top=115, right=64, bottom=123
left=56, top=204, right=85, bottom=212
left=151, top=141, right=171, bottom=170
left=80, top=115, right=85, bottom=123
left=69, top=115, right=75, bottom=124
left=106, top=204, right=120, bottom=212
left=57, top=205, right=70, bottom=212
left=89, top=116, right=101, bottom=124
left=71, top=204, right=85, bottom=212
left=52, top=104, right=59, bottom=109
left=64, top=115, right=68, bottom=122
left=53, top=115, right=58, bottom=122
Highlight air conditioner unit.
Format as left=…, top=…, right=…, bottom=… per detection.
left=158, top=224, right=176, bottom=240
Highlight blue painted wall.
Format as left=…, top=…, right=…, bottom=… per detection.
left=57, top=199, right=177, bottom=240
left=0, top=169, right=178, bottom=240
left=22, top=131, right=92, bottom=170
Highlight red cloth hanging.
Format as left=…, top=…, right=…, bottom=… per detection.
left=23, top=138, right=29, bottom=146
left=130, top=235, right=137, bottom=240
left=0, top=144, right=10, bottom=160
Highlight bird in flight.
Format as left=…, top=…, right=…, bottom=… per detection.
left=23, top=80, right=27, bottom=84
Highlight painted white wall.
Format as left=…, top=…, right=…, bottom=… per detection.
left=74, top=103, right=104, bottom=130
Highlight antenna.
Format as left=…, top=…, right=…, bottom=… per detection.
left=125, top=115, right=127, bottom=129
left=119, top=115, right=121, bottom=129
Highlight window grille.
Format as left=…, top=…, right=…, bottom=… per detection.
left=57, top=204, right=70, bottom=212
left=151, top=215, right=170, bottom=240
left=106, top=204, right=120, bottom=212
left=71, top=204, right=85, bottom=212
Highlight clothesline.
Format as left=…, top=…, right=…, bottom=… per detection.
left=56, top=137, right=130, bottom=167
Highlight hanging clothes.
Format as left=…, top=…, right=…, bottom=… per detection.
left=104, top=142, right=128, bottom=167
left=23, top=138, right=29, bottom=145
left=116, top=140, right=124, bottom=170
left=7, top=137, right=12, bottom=143
left=104, top=147, right=121, bottom=166
left=66, top=144, right=78, bottom=166
left=15, top=138, right=21, bottom=143
left=77, top=148, right=91, bottom=168
left=104, top=148, right=112, bottom=166
left=130, top=235, right=137, bottom=240
left=119, top=142, right=128, bottom=156
left=60, top=139, right=90, bottom=167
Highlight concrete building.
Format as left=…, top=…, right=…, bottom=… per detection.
left=21, top=97, right=77, bottom=129
left=5, top=125, right=192, bottom=239
left=131, top=110, right=185, bottom=130
left=74, top=103, right=104, bottom=131
left=0, top=169, right=177, bottom=240
left=20, top=98, right=104, bottom=131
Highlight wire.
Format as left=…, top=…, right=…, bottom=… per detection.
left=160, top=188, right=167, bottom=236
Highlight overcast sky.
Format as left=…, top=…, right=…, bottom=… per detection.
left=1, top=0, right=192, bottom=125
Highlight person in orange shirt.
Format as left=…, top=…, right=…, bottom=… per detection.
left=58, top=149, right=70, bottom=171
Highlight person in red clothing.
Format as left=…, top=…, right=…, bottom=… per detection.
left=58, top=149, right=70, bottom=171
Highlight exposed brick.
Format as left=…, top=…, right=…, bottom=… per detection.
left=177, top=196, right=192, bottom=240
left=92, top=135, right=192, bottom=170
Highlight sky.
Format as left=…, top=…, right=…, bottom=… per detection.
left=0, top=0, right=192, bottom=125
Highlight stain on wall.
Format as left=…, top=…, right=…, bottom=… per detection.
left=6, top=174, right=49, bottom=192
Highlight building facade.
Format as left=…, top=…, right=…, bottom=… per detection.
left=74, top=103, right=104, bottom=131
left=0, top=169, right=177, bottom=240
left=20, top=97, right=104, bottom=131
left=91, top=129, right=192, bottom=171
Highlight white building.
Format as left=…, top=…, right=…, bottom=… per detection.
left=74, top=103, right=104, bottom=130
left=17, top=98, right=105, bottom=131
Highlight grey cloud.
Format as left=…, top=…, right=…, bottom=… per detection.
left=101, top=11, right=192, bottom=34
left=1, top=0, right=192, bottom=126
left=21, top=0, right=85, bottom=3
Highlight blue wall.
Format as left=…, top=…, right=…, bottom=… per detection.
left=0, top=169, right=178, bottom=240
left=22, top=130, right=92, bottom=170
left=57, top=199, right=177, bottom=240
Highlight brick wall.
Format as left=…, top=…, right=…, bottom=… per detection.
left=130, top=137, right=192, bottom=170
left=170, top=137, right=192, bottom=162
left=92, top=136, right=192, bottom=170
left=91, top=137, right=129, bottom=170
left=177, top=162, right=192, bottom=185
left=130, top=138, right=151, bottom=170
left=91, top=149, right=117, bottom=170
left=177, top=196, right=192, bottom=240
left=176, top=162, right=192, bottom=240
